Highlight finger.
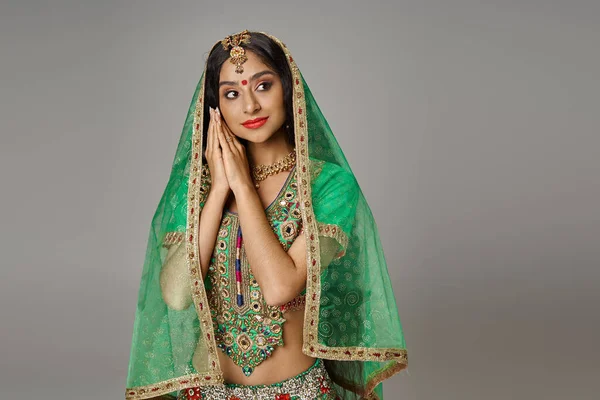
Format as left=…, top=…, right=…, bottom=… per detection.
left=215, top=109, right=234, bottom=153
left=216, top=108, right=241, bottom=154
left=206, top=108, right=213, bottom=158
left=209, top=108, right=218, bottom=154
left=216, top=111, right=232, bottom=139
left=222, top=122, right=243, bottom=153
left=216, top=115, right=233, bottom=155
left=211, top=109, right=221, bottom=161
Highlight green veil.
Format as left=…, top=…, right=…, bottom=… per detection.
left=125, top=31, right=408, bottom=400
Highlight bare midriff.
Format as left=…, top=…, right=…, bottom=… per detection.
left=207, top=166, right=315, bottom=385
left=217, top=307, right=316, bottom=385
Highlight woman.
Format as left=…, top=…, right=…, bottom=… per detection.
left=125, top=30, right=408, bottom=400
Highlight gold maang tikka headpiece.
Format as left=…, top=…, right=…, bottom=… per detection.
left=221, top=30, right=252, bottom=74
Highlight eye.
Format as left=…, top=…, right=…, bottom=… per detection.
left=257, top=81, right=272, bottom=91
left=224, top=90, right=238, bottom=99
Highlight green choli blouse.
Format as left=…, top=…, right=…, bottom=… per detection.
left=204, top=163, right=308, bottom=377
left=174, top=157, right=356, bottom=378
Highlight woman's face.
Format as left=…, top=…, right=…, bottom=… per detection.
left=217, top=50, right=286, bottom=144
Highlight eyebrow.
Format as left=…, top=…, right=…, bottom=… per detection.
left=219, top=70, right=276, bottom=88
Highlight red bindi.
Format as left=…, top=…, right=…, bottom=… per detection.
left=241, top=79, right=248, bottom=85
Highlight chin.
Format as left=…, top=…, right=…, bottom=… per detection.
left=237, top=127, right=279, bottom=144
left=243, top=135, right=271, bottom=144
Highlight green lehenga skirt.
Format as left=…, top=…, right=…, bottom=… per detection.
left=177, top=358, right=340, bottom=400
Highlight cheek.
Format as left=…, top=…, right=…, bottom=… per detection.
left=267, top=88, right=286, bottom=114
left=219, top=106, right=235, bottom=123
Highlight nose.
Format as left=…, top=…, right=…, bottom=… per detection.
left=243, top=91, right=261, bottom=114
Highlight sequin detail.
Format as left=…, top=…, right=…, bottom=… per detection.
left=177, top=358, right=340, bottom=400
left=206, top=167, right=304, bottom=376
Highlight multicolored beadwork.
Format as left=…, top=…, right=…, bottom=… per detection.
left=177, top=358, right=340, bottom=400
left=206, top=167, right=305, bottom=377
left=235, top=226, right=244, bottom=306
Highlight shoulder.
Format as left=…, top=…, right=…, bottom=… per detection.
left=308, top=157, right=359, bottom=199
left=308, top=158, right=360, bottom=236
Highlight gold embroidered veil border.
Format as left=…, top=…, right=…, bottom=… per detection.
left=125, top=31, right=408, bottom=400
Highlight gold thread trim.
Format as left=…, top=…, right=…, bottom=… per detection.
left=303, top=345, right=407, bottom=363
left=125, top=373, right=223, bottom=400
left=187, top=67, right=222, bottom=378
left=198, top=164, right=211, bottom=205
left=163, top=231, right=184, bottom=248
left=262, top=33, right=322, bottom=363
left=316, top=222, right=349, bottom=259
left=328, top=358, right=408, bottom=398
left=363, top=360, right=408, bottom=397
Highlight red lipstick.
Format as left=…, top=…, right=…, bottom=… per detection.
left=242, top=116, right=269, bottom=129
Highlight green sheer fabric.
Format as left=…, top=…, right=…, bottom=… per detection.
left=126, top=31, right=407, bottom=400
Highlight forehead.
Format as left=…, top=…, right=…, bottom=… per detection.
left=219, top=50, right=273, bottom=81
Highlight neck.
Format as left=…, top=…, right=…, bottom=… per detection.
left=246, top=128, right=294, bottom=166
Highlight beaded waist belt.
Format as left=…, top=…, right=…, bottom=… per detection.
left=177, top=358, right=339, bottom=400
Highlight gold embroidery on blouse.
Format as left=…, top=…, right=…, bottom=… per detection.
left=204, top=166, right=303, bottom=376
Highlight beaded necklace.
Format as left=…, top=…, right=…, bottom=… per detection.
left=250, top=149, right=296, bottom=189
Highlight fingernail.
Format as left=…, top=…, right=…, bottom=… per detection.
left=216, top=107, right=220, bottom=114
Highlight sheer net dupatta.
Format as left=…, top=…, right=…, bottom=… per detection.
left=125, top=72, right=223, bottom=400
left=125, top=32, right=407, bottom=400
left=295, top=59, right=408, bottom=399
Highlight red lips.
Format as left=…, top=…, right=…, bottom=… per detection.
left=242, top=117, right=269, bottom=129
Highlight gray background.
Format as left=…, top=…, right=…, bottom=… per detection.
left=1, top=1, right=599, bottom=399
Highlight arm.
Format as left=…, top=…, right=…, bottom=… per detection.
left=198, top=108, right=233, bottom=279
left=212, top=108, right=307, bottom=306
left=234, top=184, right=307, bottom=307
